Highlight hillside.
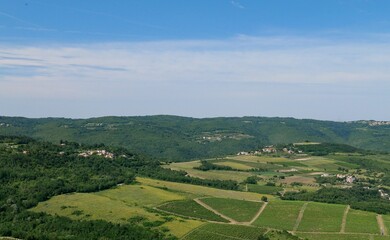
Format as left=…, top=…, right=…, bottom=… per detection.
left=1, top=116, right=390, bottom=161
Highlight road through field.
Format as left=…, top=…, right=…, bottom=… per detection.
left=249, top=202, right=268, bottom=225
left=293, top=202, right=308, bottom=232
left=340, top=205, right=350, bottom=233
left=377, top=215, right=388, bottom=236
left=194, top=198, right=238, bottom=224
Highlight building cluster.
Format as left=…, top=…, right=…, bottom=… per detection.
left=379, top=189, right=390, bottom=200
left=78, top=150, right=114, bottom=159
left=236, top=145, right=302, bottom=156
left=336, top=174, right=356, bottom=183
left=0, top=123, right=11, bottom=127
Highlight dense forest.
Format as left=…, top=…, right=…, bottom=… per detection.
left=1, top=116, right=390, bottom=161
left=0, top=136, right=237, bottom=239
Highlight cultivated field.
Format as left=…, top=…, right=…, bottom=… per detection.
left=297, top=202, right=346, bottom=232
left=31, top=183, right=203, bottom=238
left=157, top=200, right=228, bottom=222
left=182, top=223, right=266, bottom=240
left=345, top=209, right=379, bottom=234
left=138, top=177, right=272, bottom=201
left=253, top=200, right=305, bottom=230
left=200, top=197, right=264, bottom=222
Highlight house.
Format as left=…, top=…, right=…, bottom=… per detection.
left=262, top=146, right=276, bottom=153
left=345, top=176, right=356, bottom=184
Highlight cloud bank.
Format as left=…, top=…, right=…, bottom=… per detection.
left=1, top=35, right=390, bottom=120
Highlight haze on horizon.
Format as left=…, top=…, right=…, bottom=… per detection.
left=1, top=0, right=390, bottom=121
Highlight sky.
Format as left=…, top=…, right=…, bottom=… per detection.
left=1, top=0, right=390, bottom=121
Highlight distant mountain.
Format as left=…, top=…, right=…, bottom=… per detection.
left=0, top=115, right=389, bottom=161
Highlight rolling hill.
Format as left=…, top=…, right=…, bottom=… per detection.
left=0, top=115, right=389, bottom=161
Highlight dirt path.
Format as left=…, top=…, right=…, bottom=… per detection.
left=194, top=198, right=238, bottom=224
left=340, top=205, right=350, bottom=233
left=248, top=202, right=268, bottom=225
left=293, top=202, right=308, bottom=232
left=377, top=215, right=388, bottom=236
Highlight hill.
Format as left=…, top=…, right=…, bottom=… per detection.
left=1, top=115, right=390, bottom=160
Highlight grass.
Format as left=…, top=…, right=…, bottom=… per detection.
left=157, top=200, right=228, bottom=222
left=213, top=161, right=254, bottom=170
left=253, top=200, right=305, bottom=230
left=345, top=209, right=379, bottom=234
left=297, top=202, right=346, bottom=232
left=200, top=197, right=263, bottom=222
left=247, top=184, right=283, bottom=194
left=166, top=161, right=253, bottom=181
left=95, top=184, right=185, bottom=206
left=30, top=183, right=202, bottom=238
left=138, top=177, right=273, bottom=201
left=383, top=215, right=390, bottom=234
left=228, top=155, right=289, bottom=163
left=182, top=223, right=266, bottom=240
left=296, top=233, right=373, bottom=240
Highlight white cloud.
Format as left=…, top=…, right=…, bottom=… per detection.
left=1, top=35, right=390, bottom=101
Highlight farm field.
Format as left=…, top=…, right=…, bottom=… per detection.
left=199, top=197, right=264, bottom=222
left=31, top=183, right=203, bottom=238
left=157, top=200, right=228, bottom=222
left=345, top=209, right=379, bottom=234
left=253, top=200, right=304, bottom=230
left=213, top=161, right=254, bottom=170
left=138, top=177, right=271, bottom=201
left=182, top=223, right=266, bottom=240
left=247, top=184, right=283, bottom=194
left=165, top=161, right=253, bottom=181
left=296, top=233, right=376, bottom=240
left=297, top=202, right=346, bottom=232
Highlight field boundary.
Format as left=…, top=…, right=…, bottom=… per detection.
left=293, top=202, right=308, bottom=232
left=377, top=214, right=388, bottom=236
left=249, top=202, right=268, bottom=225
left=340, top=205, right=350, bottom=233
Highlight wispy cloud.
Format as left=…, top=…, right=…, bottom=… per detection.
left=1, top=34, right=390, bottom=119
left=231, top=0, right=245, bottom=9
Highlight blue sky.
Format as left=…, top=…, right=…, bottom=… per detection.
left=1, top=0, right=390, bottom=120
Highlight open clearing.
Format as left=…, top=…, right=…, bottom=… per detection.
left=199, top=197, right=264, bottom=222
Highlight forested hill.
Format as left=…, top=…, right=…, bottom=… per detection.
left=0, top=116, right=389, bottom=161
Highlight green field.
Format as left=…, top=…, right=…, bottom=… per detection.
left=297, top=202, right=346, bottom=232
left=253, top=200, right=304, bottom=230
left=247, top=184, right=284, bottom=194
left=182, top=223, right=266, bottom=240
left=297, top=233, right=374, bottom=240
left=157, top=200, right=228, bottom=222
left=214, top=161, right=254, bottom=170
left=345, top=209, right=379, bottom=234
left=383, top=215, right=390, bottom=233
left=31, top=183, right=204, bottom=238
left=166, top=161, right=253, bottom=181
left=200, top=197, right=263, bottom=222
left=139, top=177, right=272, bottom=201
